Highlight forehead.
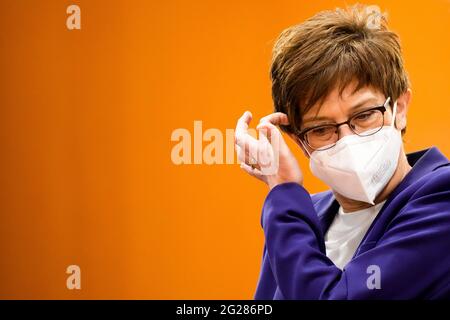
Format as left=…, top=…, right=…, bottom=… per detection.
left=301, top=82, right=385, bottom=122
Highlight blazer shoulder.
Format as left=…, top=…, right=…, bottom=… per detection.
left=411, top=164, right=450, bottom=197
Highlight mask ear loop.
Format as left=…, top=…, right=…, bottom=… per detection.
left=390, top=98, right=398, bottom=128
left=293, top=128, right=312, bottom=156
left=298, top=136, right=312, bottom=157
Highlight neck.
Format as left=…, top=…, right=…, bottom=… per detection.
left=333, top=149, right=412, bottom=213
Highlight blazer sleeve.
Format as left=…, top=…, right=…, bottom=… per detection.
left=262, top=169, right=450, bottom=299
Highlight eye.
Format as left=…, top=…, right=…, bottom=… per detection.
left=354, top=110, right=376, bottom=121
left=310, top=126, right=334, bottom=136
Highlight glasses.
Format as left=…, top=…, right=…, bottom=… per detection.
left=297, top=97, right=391, bottom=151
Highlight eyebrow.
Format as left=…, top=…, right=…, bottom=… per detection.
left=302, top=96, right=381, bottom=125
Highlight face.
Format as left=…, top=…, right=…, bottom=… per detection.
left=291, top=81, right=411, bottom=157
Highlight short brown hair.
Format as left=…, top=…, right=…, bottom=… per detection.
left=271, top=4, right=410, bottom=134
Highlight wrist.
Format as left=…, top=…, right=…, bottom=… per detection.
left=268, top=176, right=303, bottom=190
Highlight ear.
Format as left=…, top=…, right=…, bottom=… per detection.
left=395, top=88, right=411, bottom=130
left=288, top=133, right=310, bottom=158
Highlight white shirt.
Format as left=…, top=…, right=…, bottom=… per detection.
left=325, top=200, right=386, bottom=270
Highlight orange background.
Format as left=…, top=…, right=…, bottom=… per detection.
left=0, top=0, right=449, bottom=299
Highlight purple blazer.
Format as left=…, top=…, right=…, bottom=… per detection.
left=254, top=147, right=450, bottom=299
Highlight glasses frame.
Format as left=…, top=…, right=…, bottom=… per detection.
left=297, top=97, right=391, bottom=151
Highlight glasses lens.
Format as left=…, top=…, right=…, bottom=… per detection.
left=305, top=125, right=337, bottom=150
left=350, top=109, right=384, bottom=136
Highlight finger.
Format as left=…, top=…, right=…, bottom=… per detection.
left=235, top=111, right=260, bottom=161
left=257, top=123, right=282, bottom=175
left=258, top=112, right=289, bottom=126
left=240, top=163, right=265, bottom=181
left=257, top=122, right=281, bottom=144
left=235, top=132, right=259, bottom=163
left=235, top=111, right=252, bottom=140
left=236, top=144, right=260, bottom=166
left=257, top=125, right=275, bottom=169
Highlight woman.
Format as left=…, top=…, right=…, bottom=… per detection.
left=234, top=5, right=450, bottom=299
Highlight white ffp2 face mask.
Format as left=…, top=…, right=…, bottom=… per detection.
left=306, top=100, right=402, bottom=205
